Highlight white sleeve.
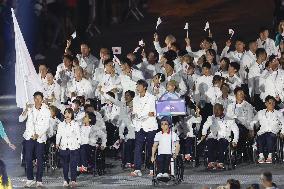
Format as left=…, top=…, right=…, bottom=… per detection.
left=221, top=46, right=230, bottom=59
left=231, top=120, right=239, bottom=143
left=202, top=117, right=212, bottom=136
left=153, top=41, right=164, bottom=56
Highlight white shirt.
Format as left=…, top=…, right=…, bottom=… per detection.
left=202, top=115, right=239, bottom=143
left=133, top=92, right=158, bottom=132
left=206, top=86, right=222, bottom=105
left=154, top=131, right=179, bottom=155
left=166, top=72, right=187, bottom=96
left=101, top=103, right=120, bottom=126
left=221, top=46, right=244, bottom=63
left=56, top=120, right=81, bottom=150
left=257, top=38, right=278, bottom=56
left=47, top=117, right=60, bottom=138
left=216, top=95, right=235, bottom=112
left=80, top=125, right=91, bottom=145
left=194, top=75, right=213, bottom=103
left=76, top=53, right=99, bottom=78
left=226, top=100, right=255, bottom=130
left=55, top=63, right=74, bottom=86
left=225, top=74, right=242, bottom=91
left=38, top=74, right=48, bottom=86
left=136, top=60, right=157, bottom=80
left=259, top=69, right=284, bottom=101
left=19, top=103, right=51, bottom=143
left=248, top=61, right=265, bottom=97
left=119, top=69, right=144, bottom=94
left=69, top=78, right=94, bottom=99
left=251, top=109, right=284, bottom=135
left=240, top=50, right=256, bottom=82
left=89, top=125, right=107, bottom=147
left=185, top=116, right=202, bottom=137
left=43, top=81, right=61, bottom=102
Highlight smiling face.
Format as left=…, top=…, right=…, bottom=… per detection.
left=136, top=84, right=146, bottom=94
left=265, top=99, right=275, bottom=111
left=161, top=120, right=169, bottom=133
left=34, top=94, right=43, bottom=107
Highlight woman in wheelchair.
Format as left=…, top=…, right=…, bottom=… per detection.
left=250, top=95, right=284, bottom=164
left=151, top=116, right=180, bottom=178
left=201, top=103, right=239, bottom=170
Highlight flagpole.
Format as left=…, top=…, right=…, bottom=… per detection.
left=186, top=30, right=188, bottom=38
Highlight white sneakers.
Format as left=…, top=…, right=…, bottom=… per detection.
left=130, top=170, right=142, bottom=177
left=36, top=182, right=44, bottom=187
left=63, top=181, right=69, bottom=187
left=24, top=180, right=36, bottom=188
left=157, top=173, right=169, bottom=178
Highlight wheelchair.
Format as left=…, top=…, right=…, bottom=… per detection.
left=90, top=139, right=106, bottom=176
left=152, top=154, right=184, bottom=186
left=203, top=139, right=237, bottom=171
left=45, top=142, right=59, bottom=172
left=252, top=133, right=284, bottom=164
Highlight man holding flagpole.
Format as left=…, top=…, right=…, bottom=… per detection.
left=12, top=8, right=47, bottom=187
left=19, top=92, right=50, bottom=187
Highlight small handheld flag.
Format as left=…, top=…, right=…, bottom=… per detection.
left=184, top=22, right=189, bottom=38
left=156, top=17, right=162, bottom=30
left=112, top=47, right=121, bottom=55
left=71, top=31, right=76, bottom=39
left=229, top=29, right=235, bottom=39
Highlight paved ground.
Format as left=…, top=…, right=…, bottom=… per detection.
left=0, top=0, right=283, bottom=188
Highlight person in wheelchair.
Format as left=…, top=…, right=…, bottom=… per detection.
left=151, top=116, right=180, bottom=178
left=201, top=103, right=239, bottom=170
left=250, top=95, right=284, bottom=164
left=89, top=113, right=107, bottom=175
left=78, top=112, right=96, bottom=173
left=227, top=87, right=255, bottom=161
left=184, top=106, right=202, bottom=161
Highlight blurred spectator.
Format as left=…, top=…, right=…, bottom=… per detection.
left=0, top=159, right=12, bottom=189
left=261, top=171, right=278, bottom=189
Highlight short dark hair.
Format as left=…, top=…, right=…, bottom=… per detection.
left=155, top=73, right=166, bottom=83
left=136, top=79, right=148, bottom=90
left=202, top=62, right=211, bottom=69
left=72, top=99, right=81, bottom=106
left=64, top=108, right=75, bottom=120
left=229, top=62, right=240, bottom=72
left=86, top=112, right=96, bottom=125
left=265, top=95, right=276, bottom=103
left=256, top=48, right=267, bottom=58
left=204, top=36, right=214, bottom=44
left=33, top=91, right=44, bottom=98
left=261, top=171, right=273, bottom=182
left=63, top=54, right=73, bottom=62
left=227, top=179, right=241, bottom=189
left=125, top=90, right=135, bottom=98
left=212, top=75, right=223, bottom=84
left=234, top=86, right=244, bottom=95
left=121, top=58, right=132, bottom=67
left=163, top=50, right=177, bottom=61
left=80, top=41, right=90, bottom=48
left=178, top=49, right=188, bottom=57
left=214, top=103, right=224, bottom=111
left=171, top=42, right=180, bottom=51
left=259, top=26, right=269, bottom=34
left=103, top=59, right=113, bottom=66
left=164, top=60, right=175, bottom=70
left=106, top=91, right=115, bottom=99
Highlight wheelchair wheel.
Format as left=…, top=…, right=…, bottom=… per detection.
left=152, top=179, right=158, bottom=187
